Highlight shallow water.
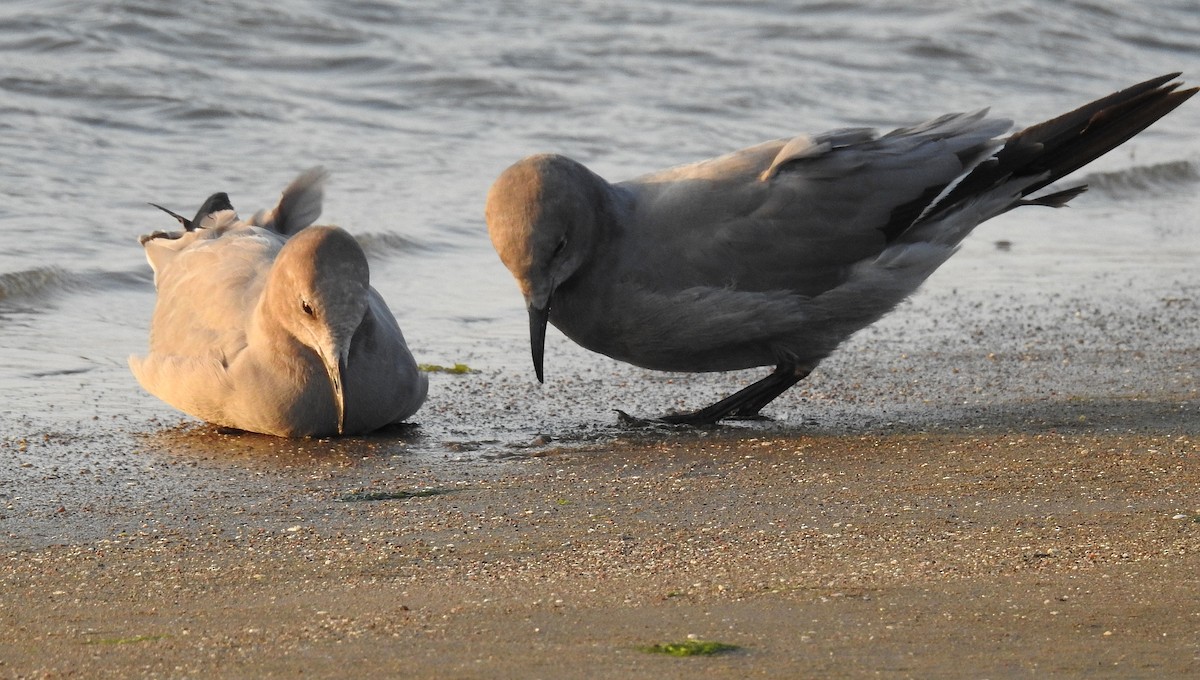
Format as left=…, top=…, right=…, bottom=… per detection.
left=1, top=0, right=1198, bottom=509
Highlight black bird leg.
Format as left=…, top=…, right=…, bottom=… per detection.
left=657, top=363, right=813, bottom=425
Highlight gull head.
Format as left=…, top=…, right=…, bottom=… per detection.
left=269, top=226, right=370, bottom=434
left=486, top=154, right=604, bottom=383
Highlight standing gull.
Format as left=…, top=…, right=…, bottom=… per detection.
left=131, top=168, right=428, bottom=437
left=486, top=73, right=1196, bottom=425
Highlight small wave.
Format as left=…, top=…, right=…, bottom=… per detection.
left=0, top=267, right=150, bottom=304
left=404, top=74, right=534, bottom=108
left=1080, top=160, right=1200, bottom=200
left=0, top=266, right=73, bottom=303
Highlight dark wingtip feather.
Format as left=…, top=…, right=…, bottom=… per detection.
left=1021, top=185, right=1088, bottom=208
left=918, top=73, right=1195, bottom=228
left=148, top=202, right=193, bottom=230
left=190, top=192, right=234, bottom=229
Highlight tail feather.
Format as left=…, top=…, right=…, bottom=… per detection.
left=190, top=192, right=235, bottom=230
left=920, top=73, right=1196, bottom=225
left=251, top=167, right=328, bottom=236
left=1020, top=185, right=1088, bottom=208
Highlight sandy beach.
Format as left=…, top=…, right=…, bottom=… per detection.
left=5, top=257, right=1200, bottom=678
left=4, top=408, right=1199, bottom=677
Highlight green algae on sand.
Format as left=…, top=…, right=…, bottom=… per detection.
left=638, top=640, right=741, bottom=656
left=417, top=362, right=475, bottom=374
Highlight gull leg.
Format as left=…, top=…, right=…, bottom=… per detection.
left=657, top=363, right=812, bottom=426
left=728, top=364, right=813, bottom=419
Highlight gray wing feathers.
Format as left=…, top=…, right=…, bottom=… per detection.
left=130, top=227, right=281, bottom=426
left=364, top=291, right=429, bottom=422
left=128, top=351, right=234, bottom=423
left=145, top=229, right=279, bottom=357
left=624, top=111, right=1012, bottom=296
left=760, top=127, right=880, bottom=181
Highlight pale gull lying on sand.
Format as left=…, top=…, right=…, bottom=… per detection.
left=486, top=73, right=1196, bottom=425
left=131, top=168, right=427, bottom=437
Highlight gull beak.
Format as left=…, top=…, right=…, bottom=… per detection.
left=320, top=347, right=349, bottom=435
left=528, top=304, right=548, bottom=383
left=335, top=353, right=347, bottom=435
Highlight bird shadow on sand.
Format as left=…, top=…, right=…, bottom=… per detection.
left=129, top=395, right=1196, bottom=470
left=132, top=420, right=426, bottom=470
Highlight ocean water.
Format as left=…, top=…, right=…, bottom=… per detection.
left=1, top=0, right=1197, bottom=470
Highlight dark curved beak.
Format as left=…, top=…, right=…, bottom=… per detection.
left=334, top=353, right=348, bottom=435
left=319, top=347, right=348, bottom=435
left=528, top=304, right=548, bottom=383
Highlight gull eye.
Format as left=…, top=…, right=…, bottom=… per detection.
left=301, top=300, right=315, bottom=317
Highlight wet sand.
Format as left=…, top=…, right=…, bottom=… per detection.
left=3, top=259, right=1199, bottom=677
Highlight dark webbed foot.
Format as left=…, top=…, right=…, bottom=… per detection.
left=657, top=409, right=733, bottom=426
left=634, top=363, right=813, bottom=427
left=615, top=409, right=725, bottom=428
left=615, top=410, right=664, bottom=427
